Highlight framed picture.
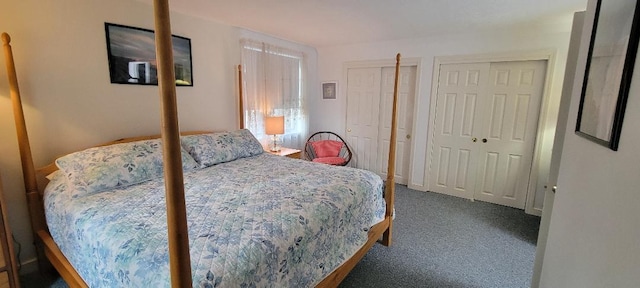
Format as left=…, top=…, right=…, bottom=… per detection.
left=104, top=22, right=193, bottom=86
left=322, top=82, right=337, bottom=99
left=576, top=0, right=640, bottom=150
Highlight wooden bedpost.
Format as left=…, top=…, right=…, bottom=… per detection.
left=2, top=32, right=50, bottom=273
left=152, top=1, right=193, bottom=287
left=238, top=64, right=245, bottom=129
left=318, top=53, right=401, bottom=287
left=381, top=53, right=400, bottom=246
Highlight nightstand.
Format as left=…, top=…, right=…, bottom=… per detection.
left=266, top=147, right=301, bottom=159
left=0, top=176, right=20, bottom=288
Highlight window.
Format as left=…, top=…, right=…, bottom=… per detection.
left=240, top=39, right=308, bottom=149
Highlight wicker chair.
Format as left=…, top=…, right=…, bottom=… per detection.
left=304, top=131, right=352, bottom=166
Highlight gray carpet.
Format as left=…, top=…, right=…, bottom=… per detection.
left=21, top=185, right=539, bottom=288
left=340, top=185, right=540, bottom=288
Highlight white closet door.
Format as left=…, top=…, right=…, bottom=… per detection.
left=428, top=60, right=546, bottom=208
left=379, top=66, right=417, bottom=185
left=346, top=67, right=382, bottom=171
left=473, top=60, right=547, bottom=208
left=428, top=63, right=491, bottom=199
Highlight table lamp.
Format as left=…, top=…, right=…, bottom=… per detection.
left=265, top=116, right=284, bottom=152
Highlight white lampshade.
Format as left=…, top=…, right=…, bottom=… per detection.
left=265, top=116, right=285, bottom=135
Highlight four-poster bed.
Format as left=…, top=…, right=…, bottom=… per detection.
left=2, top=1, right=401, bottom=286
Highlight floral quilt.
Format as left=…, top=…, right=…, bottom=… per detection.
left=44, top=153, right=385, bottom=287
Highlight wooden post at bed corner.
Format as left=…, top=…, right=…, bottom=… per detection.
left=316, top=52, right=401, bottom=287
left=152, top=1, right=193, bottom=287
left=238, top=64, right=245, bottom=129
left=2, top=32, right=50, bottom=275
left=381, top=53, right=400, bottom=247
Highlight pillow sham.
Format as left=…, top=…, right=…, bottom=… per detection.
left=55, top=139, right=199, bottom=197
left=311, top=140, right=343, bottom=158
left=180, top=129, right=263, bottom=167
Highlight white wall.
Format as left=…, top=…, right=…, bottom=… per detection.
left=0, top=0, right=316, bottom=273
left=540, top=0, right=640, bottom=286
left=313, top=23, right=577, bottom=211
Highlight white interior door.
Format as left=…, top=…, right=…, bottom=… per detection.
left=427, top=63, right=490, bottom=199
left=473, top=60, right=547, bottom=208
left=379, top=66, right=417, bottom=184
left=346, top=67, right=382, bottom=171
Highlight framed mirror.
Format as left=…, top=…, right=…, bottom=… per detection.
left=576, top=0, right=640, bottom=150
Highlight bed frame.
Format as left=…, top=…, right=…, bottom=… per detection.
left=2, top=1, right=400, bottom=286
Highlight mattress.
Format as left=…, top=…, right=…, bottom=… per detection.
left=44, top=153, right=385, bottom=287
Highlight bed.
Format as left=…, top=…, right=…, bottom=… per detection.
left=43, top=131, right=385, bottom=287
left=2, top=2, right=402, bottom=286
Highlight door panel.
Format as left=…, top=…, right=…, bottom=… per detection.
left=474, top=60, right=547, bottom=208
left=379, top=66, right=417, bottom=184
left=488, top=94, right=507, bottom=139
left=428, top=63, right=490, bottom=199
left=346, top=68, right=382, bottom=171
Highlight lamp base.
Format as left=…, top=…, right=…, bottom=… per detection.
left=270, top=134, right=280, bottom=152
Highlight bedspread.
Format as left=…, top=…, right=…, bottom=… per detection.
left=44, top=153, right=385, bottom=287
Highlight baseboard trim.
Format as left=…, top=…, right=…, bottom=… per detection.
left=408, top=183, right=426, bottom=191
left=18, top=257, right=39, bottom=275
left=526, top=206, right=543, bottom=216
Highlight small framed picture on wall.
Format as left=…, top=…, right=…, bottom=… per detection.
left=322, top=82, right=337, bottom=99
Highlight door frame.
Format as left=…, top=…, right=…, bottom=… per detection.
left=425, top=50, right=556, bottom=215
left=532, top=11, right=585, bottom=287
left=343, top=58, right=422, bottom=184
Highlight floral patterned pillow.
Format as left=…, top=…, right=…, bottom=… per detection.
left=55, top=139, right=199, bottom=197
left=180, top=129, right=264, bottom=167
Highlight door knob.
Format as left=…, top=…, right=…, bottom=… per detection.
left=482, top=138, right=487, bottom=143
left=347, top=128, right=352, bottom=132
left=472, top=137, right=477, bottom=142
left=545, top=185, right=557, bottom=193
left=406, top=134, right=411, bottom=139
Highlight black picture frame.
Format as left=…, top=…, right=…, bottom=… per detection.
left=104, top=22, right=193, bottom=86
left=576, top=0, right=640, bottom=150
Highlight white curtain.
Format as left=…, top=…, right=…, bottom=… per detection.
left=240, top=39, right=308, bottom=149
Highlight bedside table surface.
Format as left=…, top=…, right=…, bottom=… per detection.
left=267, top=147, right=301, bottom=157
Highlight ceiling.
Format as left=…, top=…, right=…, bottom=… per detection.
left=138, top=0, right=588, bottom=47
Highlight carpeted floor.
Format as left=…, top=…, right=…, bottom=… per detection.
left=21, top=185, right=540, bottom=288
left=340, top=185, right=541, bottom=288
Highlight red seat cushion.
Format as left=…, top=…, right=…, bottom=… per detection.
left=310, top=140, right=343, bottom=158
left=312, top=157, right=346, bottom=165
